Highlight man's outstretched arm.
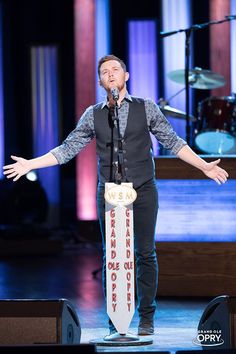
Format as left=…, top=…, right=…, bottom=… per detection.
left=177, top=145, right=229, bottom=185
left=3, top=152, right=59, bottom=182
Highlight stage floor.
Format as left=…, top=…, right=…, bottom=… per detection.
left=0, top=240, right=210, bottom=353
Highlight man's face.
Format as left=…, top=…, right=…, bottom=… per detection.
left=99, top=60, right=129, bottom=92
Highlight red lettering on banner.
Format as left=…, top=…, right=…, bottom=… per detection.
left=124, top=208, right=133, bottom=315
left=111, top=228, right=116, bottom=238
left=124, top=261, right=133, bottom=270
left=111, top=239, right=116, bottom=248
left=108, top=206, right=119, bottom=314
left=111, top=272, right=117, bottom=281
left=110, top=209, right=115, bottom=218
left=112, top=303, right=117, bottom=312
left=126, top=239, right=130, bottom=248
left=111, top=250, right=116, bottom=259
left=108, top=261, right=120, bottom=271
left=126, top=272, right=131, bottom=281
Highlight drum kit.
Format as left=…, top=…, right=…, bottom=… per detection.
left=160, top=67, right=236, bottom=154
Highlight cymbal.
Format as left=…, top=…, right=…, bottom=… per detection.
left=167, top=67, right=226, bottom=89
left=159, top=104, right=196, bottom=121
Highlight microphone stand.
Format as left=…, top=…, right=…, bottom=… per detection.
left=160, top=15, right=236, bottom=146
left=92, top=98, right=124, bottom=280
left=112, top=99, right=125, bottom=184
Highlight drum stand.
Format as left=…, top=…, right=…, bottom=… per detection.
left=160, top=15, right=236, bottom=146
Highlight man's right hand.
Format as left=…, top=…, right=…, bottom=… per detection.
left=3, top=155, right=31, bottom=181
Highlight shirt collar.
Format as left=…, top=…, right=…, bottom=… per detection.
left=101, top=91, right=133, bottom=109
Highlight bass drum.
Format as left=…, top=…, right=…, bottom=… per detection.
left=195, top=96, right=236, bottom=154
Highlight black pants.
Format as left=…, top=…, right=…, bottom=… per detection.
left=97, top=178, right=158, bottom=323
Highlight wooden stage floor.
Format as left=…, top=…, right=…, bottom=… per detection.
left=0, top=242, right=210, bottom=353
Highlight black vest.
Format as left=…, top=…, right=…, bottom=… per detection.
left=94, top=97, right=154, bottom=188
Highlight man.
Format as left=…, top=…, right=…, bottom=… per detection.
left=3, top=55, right=228, bottom=336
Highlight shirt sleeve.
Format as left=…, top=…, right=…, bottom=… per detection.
left=50, top=105, right=95, bottom=164
left=144, top=98, right=187, bottom=154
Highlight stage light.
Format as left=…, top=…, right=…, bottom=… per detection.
left=26, top=171, right=37, bottom=182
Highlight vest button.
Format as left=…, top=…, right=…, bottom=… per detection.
left=124, top=159, right=127, bottom=163
left=123, top=150, right=126, bottom=154
left=125, top=167, right=128, bottom=171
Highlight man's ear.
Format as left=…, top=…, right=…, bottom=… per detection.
left=125, top=72, right=129, bottom=82
left=98, top=80, right=103, bottom=87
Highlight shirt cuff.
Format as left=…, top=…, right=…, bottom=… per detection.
left=171, top=139, right=187, bottom=155
left=50, top=147, right=66, bottom=165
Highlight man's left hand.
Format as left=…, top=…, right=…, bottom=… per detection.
left=202, top=159, right=229, bottom=185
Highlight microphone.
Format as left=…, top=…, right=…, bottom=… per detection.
left=111, top=87, right=119, bottom=101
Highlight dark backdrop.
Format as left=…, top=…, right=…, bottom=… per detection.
left=1, top=0, right=210, bottom=224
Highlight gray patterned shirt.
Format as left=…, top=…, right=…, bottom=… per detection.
left=51, top=92, right=186, bottom=164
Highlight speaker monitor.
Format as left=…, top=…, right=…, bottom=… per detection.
left=0, top=299, right=81, bottom=345
left=198, top=295, right=236, bottom=350
left=0, top=344, right=95, bottom=353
